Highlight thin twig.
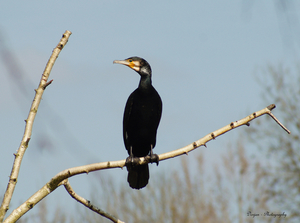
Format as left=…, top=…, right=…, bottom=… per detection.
left=3, top=104, right=289, bottom=223
left=42, top=79, right=53, bottom=90
left=62, top=180, right=125, bottom=223
left=267, top=112, right=291, bottom=134
left=0, top=30, right=72, bottom=223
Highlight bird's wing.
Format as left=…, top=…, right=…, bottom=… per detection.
left=123, top=92, right=135, bottom=151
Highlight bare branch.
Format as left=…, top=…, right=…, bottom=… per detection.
left=0, top=30, right=72, bottom=223
left=267, top=111, right=291, bottom=134
left=3, top=103, right=289, bottom=223
left=3, top=160, right=124, bottom=223
left=62, top=180, right=125, bottom=223
left=158, top=103, right=290, bottom=162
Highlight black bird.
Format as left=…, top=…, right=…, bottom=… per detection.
left=113, top=57, right=162, bottom=189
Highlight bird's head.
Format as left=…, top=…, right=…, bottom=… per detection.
left=113, top=57, right=151, bottom=77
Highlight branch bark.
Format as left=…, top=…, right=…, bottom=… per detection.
left=2, top=104, right=290, bottom=223
left=0, top=30, right=72, bottom=223
left=62, top=180, right=125, bottom=223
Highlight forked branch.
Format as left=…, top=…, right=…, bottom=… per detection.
left=3, top=104, right=290, bottom=223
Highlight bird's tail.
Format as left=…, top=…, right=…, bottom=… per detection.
left=127, top=164, right=149, bottom=189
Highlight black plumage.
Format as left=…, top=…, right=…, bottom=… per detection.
left=113, top=57, right=162, bottom=189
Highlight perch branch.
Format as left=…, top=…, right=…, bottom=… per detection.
left=3, top=104, right=289, bottom=223
left=0, top=30, right=72, bottom=223
left=62, top=180, right=125, bottom=223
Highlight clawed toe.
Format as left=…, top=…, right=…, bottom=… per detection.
left=125, top=156, right=140, bottom=166
left=149, top=153, right=159, bottom=166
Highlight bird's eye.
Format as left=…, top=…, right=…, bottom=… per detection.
left=129, top=59, right=133, bottom=62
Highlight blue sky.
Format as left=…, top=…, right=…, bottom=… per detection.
left=0, top=0, right=299, bottom=220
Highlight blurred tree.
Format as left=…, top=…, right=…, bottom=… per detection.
left=17, top=140, right=276, bottom=223
left=85, top=142, right=276, bottom=223
left=247, top=62, right=300, bottom=222
left=17, top=199, right=73, bottom=223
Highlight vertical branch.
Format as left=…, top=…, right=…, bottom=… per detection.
left=0, top=30, right=72, bottom=223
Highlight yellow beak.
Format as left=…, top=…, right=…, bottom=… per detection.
left=113, top=59, right=140, bottom=72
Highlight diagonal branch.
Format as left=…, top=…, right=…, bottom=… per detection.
left=266, top=105, right=291, bottom=134
left=62, top=180, right=125, bottom=223
left=3, top=104, right=290, bottom=223
left=158, top=103, right=290, bottom=161
left=0, top=30, right=72, bottom=223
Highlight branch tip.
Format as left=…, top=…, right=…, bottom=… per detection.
left=267, top=104, right=276, bottom=110
left=268, top=112, right=291, bottom=134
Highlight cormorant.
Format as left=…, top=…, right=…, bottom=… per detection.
left=113, top=57, right=162, bottom=189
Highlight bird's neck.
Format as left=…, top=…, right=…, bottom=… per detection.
left=138, top=75, right=152, bottom=90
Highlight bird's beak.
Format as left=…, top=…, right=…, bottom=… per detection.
left=113, top=60, right=130, bottom=66
left=113, top=59, right=140, bottom=72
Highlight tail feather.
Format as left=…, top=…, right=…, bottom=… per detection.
left=127, top=164, right=149, bottom=189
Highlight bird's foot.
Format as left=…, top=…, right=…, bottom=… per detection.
left=146, top=153, right=159, bottom=166
left=125, top=156, right=140, bottom=167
